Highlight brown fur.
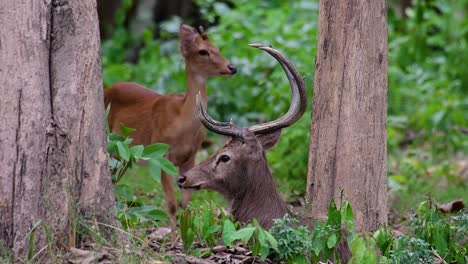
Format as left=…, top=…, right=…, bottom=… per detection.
left=179, top=129, right=287, bottom=228
left=179, top=130, right=352, bottom=262
left=104, top=24, right=236, bottom=236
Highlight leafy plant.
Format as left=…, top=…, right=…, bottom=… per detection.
left=105, top=105, right=176, bottom=229
left=105, top=105, right=178, bottom=184
left=348, top=235, right=380, bottom=264
left=223, top=219, right=278, bottom=260
left=411, top=200, right=467, bottom=263
left=269, top=213, right=312, bottom=263
left=114, top=184, right=168, bottom=229
left=179, top=201, right=278, bottom=260
left=390, top=236, right=433, bottom=264
left=373, top=227, right=394, bottom=258
left=179, top=201, right=225, bottom=252
left=310, top=200, right=351, bottom=262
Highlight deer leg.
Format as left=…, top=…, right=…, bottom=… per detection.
left=179, top=157, right=195, bottom=208
left=161, top=171, right=177, bottom=240
left=182, top=188, right=193, bottom=209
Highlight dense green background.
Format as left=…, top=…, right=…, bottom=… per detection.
left=103, top=0, right=467, bottom=221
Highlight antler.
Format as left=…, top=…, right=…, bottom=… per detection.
left=196, top=44, right=307, bottom=138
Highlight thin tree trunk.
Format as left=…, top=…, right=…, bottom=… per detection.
left=0, top=0, right=116, bottom=260
left=306, top=0, right=388, bottom=231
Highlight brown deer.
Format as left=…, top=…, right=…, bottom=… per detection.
left=177, top=44, right=305, bottom=228
left=104, top=24, right=236, bottom=235
left=177, top=45, right=351, bottom=261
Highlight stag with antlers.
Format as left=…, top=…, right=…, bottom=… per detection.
left=177, top=44, right=307, bottom=228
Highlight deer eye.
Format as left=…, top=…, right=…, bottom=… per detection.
left=219, top=155, right=230, bottom=163
left=198, top=49, right=210, bottom=56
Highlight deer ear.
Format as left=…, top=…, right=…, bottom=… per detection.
left=179, top=24, right=197, bottom=56
left=257, top=130, right=282, bottom=150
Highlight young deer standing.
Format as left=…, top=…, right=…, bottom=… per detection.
left=104, top=24, right=236, bottom=235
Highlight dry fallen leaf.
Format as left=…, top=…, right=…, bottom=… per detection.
left=439, top=200, right=465, bottom=213
left=69, top=248, right=96, bottom=264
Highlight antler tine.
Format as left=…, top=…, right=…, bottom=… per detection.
left=196, top=45, right=306, bottom=139
left=196, top=93, right=243, bottom=138
left=247, top=44, right=307, bottom=134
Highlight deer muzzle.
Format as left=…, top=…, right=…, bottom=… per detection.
left=177, top=174, right=201, bottom=190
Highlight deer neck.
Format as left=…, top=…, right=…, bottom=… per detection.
left=229, top=166, right=289, bottom=229
left=181, top=67, right=208, bottom=125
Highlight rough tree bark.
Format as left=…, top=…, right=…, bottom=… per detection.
left=306, top=0, right=387, bottom=231
left=0, top=0, right=116, bottom=260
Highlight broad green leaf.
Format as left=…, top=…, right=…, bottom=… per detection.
left=119, top=124, right=136, bottom=137
left=257, top=228, right=278, bottom=259
left=290, top=255, right=307, bottom=264
left=373, top=228, right=392, bottom=256
left=259, top=245, right=270, bottom=260
left=107, top=140, right=117, bottom=154
left=148, top=159, right=162, bottom=181
left=311, top=238, right=326, bottom=256
left=327, top=233, right=337, bottom=249
left=129, top=206, right=168, bottom=221
left=326, top=200, right=341, bottom=227
left=142, top=143, right=169, bottom=159
left=109, top=133, right=125, bottom=142
left=341, top=201, right=355, bottom=231
left=223, top=219, right=236, bottom=247
left=154, top=156, right=178, bottom=175
left=230, top=226, right=256, bottom=244
left=146, top=209, right=168, bottom=221
left=116, top=141, right=130, bottom=161
left=130, top=145, right=144, bottom=160
left=207, top=224, right=221, bottom=234
left=260, top=228, right=278, bottom=251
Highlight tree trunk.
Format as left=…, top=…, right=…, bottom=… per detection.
left=0, top=0, right=116, bottom=260
left=306, top=0, right=387, bottom=231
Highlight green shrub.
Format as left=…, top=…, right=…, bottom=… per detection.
left=179, top=201, right=278, bottom=259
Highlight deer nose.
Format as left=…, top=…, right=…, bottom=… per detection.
left=227, top=64, right=237, bottom=74
left=177, top=175, right=187, bottom=187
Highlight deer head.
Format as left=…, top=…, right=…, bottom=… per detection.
left=179, top=24, right=237, bottom=77
left=177, top=44, right=306, bottom=228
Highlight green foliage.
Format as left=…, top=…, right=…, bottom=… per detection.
left=106, top=105, right=176, bottom=229
left=268, top=201, right=355, bottom=263
left=411, top=201, right=467, bottom=263
left=114, top=184, right=168, bottom=229
left=179, top=201, right=278, bottom=260
left=269, top=213, right=312, bottom=263
left=388, top=0, right=468, bottom=154
left=347, top=201, right=468, bottom=264
left=268, top=200, right=467, bottom=264
left=106, top=105, right=177, bottom=184
left=310, top=201, right=353, bottom=263
left=373, top=228, right=394, bottom=258
left=348, top=236, right=380, bottom=264
left=390, top=236, right=433, bottom=264
left=388, top=150, right=467, bottom=215
left=180, top=201, right=224, bottom=252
